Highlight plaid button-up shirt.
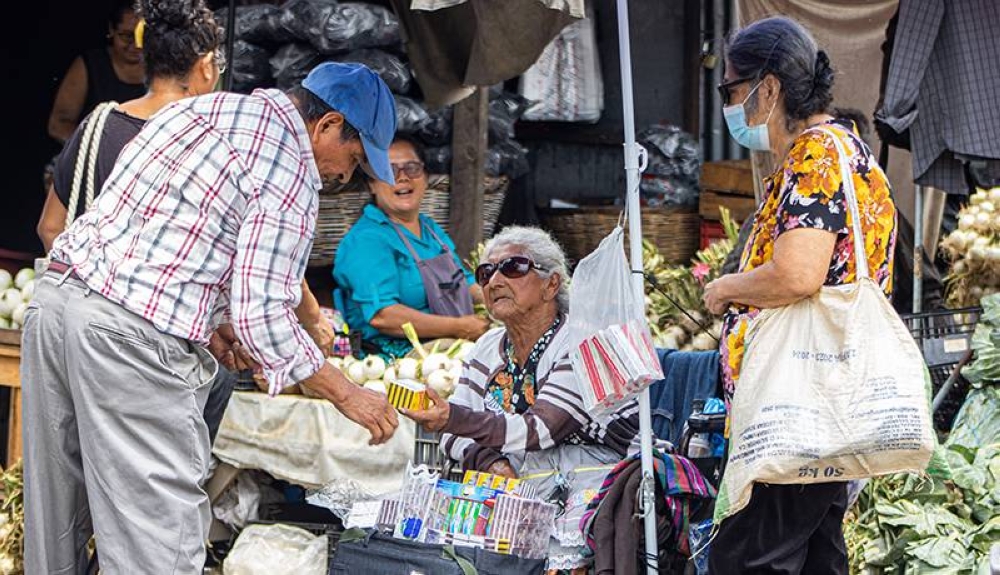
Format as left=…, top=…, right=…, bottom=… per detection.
left=51, top=89, right=325, bottom=393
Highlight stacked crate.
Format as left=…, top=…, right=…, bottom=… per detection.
left=698, top=159, right=757, bottom=248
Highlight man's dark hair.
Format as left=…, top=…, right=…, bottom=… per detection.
left=286, top=86, right=360, bottom=142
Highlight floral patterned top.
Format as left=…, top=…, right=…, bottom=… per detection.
left=719, top=119, right=897, bottom=404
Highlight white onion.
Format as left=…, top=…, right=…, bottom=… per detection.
left=363, top=355, right=387, bottom=380
left=989, top=188, right=1000, bottom=204
left=0, top=270, right=11, bottom=292
left=347, top=361, right=367, bottom=384
left=422, top=353, right=450, bottom=375
left=0, top=289, right=21, bottom=319
left=11, top=303, right=27, bottom=326
left=20, top=279, right=34, bottom=302
left=959, top=214, right=976, bottom=231
left=397, top=357, right=420, bottom=381
left=971, top=194, right=984, bottom=205
left=13, top=268, right=35, bottom=290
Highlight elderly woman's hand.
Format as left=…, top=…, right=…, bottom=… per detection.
left=486, top=459, right=519, bottom=479
left=703, top=275, right=735, bottom=315
left=401, top=387, right=451, bottom=432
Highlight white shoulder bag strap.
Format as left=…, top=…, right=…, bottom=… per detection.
left=64, top=101, right=118, bottom=230
left=811, top=126, right=888, bottom=282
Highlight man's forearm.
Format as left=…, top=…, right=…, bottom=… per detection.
left=294, top=280, right=323, bottom=325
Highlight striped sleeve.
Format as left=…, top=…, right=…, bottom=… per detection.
left=442, top=357, right=587, bottom=454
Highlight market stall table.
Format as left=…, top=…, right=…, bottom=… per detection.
left=212, top=390, right=417, bottom=494
left=0, top=331, right=21, bottom=469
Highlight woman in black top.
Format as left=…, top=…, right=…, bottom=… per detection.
left=47, top=0, right=146, bottom=145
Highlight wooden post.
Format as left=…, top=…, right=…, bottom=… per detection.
left=449, top=87, right=489, bottom=258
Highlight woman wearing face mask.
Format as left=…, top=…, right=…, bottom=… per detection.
left=702, top=16, right=896, bottom=575
left=334, top=137, right=490, bottom=358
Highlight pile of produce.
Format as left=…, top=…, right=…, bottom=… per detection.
left=0, top=460, right=24, bottom=575
left=0, top=268, right=35, bottom=331
left=844, top=294, right=1000, bottom=574
left=326, top=333, right=473, bottom=401
left=940, top=187, right=1000, bottom=308
left=644, top=208, right=740, bottom=350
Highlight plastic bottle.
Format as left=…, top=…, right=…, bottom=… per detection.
left=687, top=398, right=713, bottom=459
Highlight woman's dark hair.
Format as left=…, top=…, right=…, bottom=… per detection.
left=393, top=135, right=425, bottom=164
left=285, top=86, right=360, bottom=141
left=109, top=0, right=136, bottom=29
left=726, top=16, right=834, bottom=125
left=136, top=0, right=222, bottom=80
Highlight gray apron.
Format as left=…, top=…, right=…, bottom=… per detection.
left=391, top=221, right=474, bottom=317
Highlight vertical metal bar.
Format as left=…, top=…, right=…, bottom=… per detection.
left=224, top=0, right=237, bottom=92
left=913, top=185, right=924, bottom=313
left=614, top=1, right=658, bottom=572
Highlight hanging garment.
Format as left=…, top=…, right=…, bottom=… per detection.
left=388, top=0, right=584, bottom=107
left=875, top=0, right=1000, bottom=195
left=519, top=0, right=603, bottom=122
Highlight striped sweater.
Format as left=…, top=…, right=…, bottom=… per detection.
left=441, top=319, right=640, bottom=471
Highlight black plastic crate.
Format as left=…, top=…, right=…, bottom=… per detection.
left=413, top=426, right=463, bottom=481
left=901, top=307, right=981, bottom=431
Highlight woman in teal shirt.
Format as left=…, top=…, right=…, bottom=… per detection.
left=334, top=137, right=490, bottom=357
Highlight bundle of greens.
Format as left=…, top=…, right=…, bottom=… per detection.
left=845, top=295, right=1000, bottom=574
left=0, top=460, right=23, bottom=575
left=644, top=207, right=740, bottom=350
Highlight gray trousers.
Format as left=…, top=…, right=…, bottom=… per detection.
left=21, top=272, right=218, bottom=575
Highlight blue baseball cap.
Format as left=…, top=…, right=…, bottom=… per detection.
left=302, top=62, right=397, bottom=185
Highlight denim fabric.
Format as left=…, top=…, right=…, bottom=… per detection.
left=647, top=349, right=721, bottom=445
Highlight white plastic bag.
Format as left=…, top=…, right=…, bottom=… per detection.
left=519, top=0, right=603, bottom=122
left=223, top=523, right=328, bottom=575
left=566, top=226, right=663, bottom=413
left=716, top=127, right=934, bottom=522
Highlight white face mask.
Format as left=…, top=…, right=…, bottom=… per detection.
left=723, top=81, right=778, bottom=151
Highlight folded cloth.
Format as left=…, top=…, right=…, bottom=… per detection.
left=580, top=451, right=717, bottom=574
left=647, top=350, right=721, bottom=446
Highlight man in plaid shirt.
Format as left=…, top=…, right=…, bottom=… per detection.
left=22, top=62, right=400, bottom=573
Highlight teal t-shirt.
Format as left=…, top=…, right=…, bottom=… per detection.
left=333, top=204, right=474, bottom=357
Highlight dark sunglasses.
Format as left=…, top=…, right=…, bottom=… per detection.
left=392, top=161, right=425, bottom=179
left=716, top=75, right=756, bottom=106
left=475, top=256, right=547, bottom=286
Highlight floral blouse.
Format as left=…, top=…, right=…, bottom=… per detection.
left=720, top=119, right=897, bottom=403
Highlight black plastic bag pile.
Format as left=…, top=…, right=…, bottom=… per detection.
left=217, top=1, right=530, bottom=180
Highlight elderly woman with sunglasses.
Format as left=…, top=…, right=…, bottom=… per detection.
left=335, top=137, right=490, bottom=358
left=405, top=226, right=639, bottom=574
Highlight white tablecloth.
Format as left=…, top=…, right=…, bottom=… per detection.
left=213, top=391, right=416, bottom=494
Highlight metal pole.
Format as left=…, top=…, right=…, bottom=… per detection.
left=224, top=0, right=237, bottom=92
left=913, top=185, right=924, bottom=314
left=614, top=1, right=658, bottom=572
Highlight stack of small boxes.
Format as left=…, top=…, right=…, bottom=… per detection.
left=571, top=318, right=664, bottom=413
left=380, top=465, right=555, bottom=560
